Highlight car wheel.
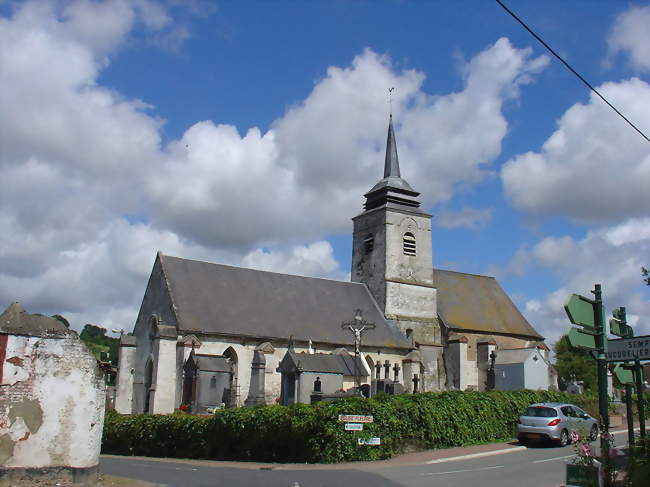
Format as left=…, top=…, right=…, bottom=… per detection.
left=589, top=425, right=598, bottom=442
left=559, top=429, right=569, bottom=447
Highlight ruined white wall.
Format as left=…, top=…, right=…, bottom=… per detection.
left=0, top=334, right=105, bottom=469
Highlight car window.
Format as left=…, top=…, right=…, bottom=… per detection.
left=573, top=407, right=586, bottom=417
left=560, top=406, right=573, bottom=417
left=524, top=406, right=557, bottom=417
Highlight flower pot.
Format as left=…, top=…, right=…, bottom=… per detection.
left=565, top=463, right=599, bottom=487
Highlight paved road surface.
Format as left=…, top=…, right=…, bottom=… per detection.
left=100, top=429, right=631, bottom=487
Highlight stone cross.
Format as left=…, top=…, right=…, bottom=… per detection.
left=341, top=309, right=376, bottom=394
left=384, top=360, right=390, bottom=380
left=412, top=373, right=419, bottom=393
left=314, top=376, right=321, bottom=393
left=375, top=362, right=382, bottom=380
left=393, top=363, right=400, bottom=382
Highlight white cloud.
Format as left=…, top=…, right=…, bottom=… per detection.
left=0, top=3, right=549, bottom=330
left=242, top=241, right=346, bottom=280
left=501, top=78, right=650, bottom=223
left=435, top=207, right=493, bottom=229
left=516, top=219, right=650, bottom=346
left=607, top=5, right=650, bottom=73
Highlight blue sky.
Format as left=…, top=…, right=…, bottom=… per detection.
left=1, top=0, right=649, bottom=345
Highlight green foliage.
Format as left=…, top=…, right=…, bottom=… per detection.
left=624, top=435, right=650, bottom=487
left=79, top=324, right=119, bottom=365
left=51, top=314, right=70, bottom=328
left=103, top=390, right=583, bottom=463
left=553, top=335, right=598, bottom=392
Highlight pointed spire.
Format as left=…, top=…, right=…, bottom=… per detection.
left=362, top=115, right=422, bottom=212
left=383, top=114, right=401, bottom=178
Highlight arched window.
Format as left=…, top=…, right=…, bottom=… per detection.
left=363, top=234, right=374, bottom=254
left=403, top=232, right=416, bottom=256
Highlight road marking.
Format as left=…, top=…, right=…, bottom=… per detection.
left=422, top=465, right=504, bottom=476
left=533, top=455, right=574, bottom=463
left=425, top=446, right=526, bottom=464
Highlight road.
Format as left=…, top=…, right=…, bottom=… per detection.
left=100, top=429, right=631, bottom=487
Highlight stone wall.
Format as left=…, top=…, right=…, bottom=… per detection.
left=124, top=332, right=410, bottom=413
left=0, top=329, right=105, bottom=484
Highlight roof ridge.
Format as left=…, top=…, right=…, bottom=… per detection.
left=162, top=253, right=361, bottom=286
left=157, top=252, right=181, bottom=331
left=433, top=268, right=496, bottom=279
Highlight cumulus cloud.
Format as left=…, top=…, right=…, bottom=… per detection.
left=242, top=241, right=346, bottom=280
left=514, top=218, right=650, bottom=345
left=501, top=78, right=650, bottom=223
left=435, top=207, right=493, bottom=229
left=0, top=2, right=548, bottom=330
left=155, top=39, right=548, bottom=248
left=607, top=5, right=650, bottom=73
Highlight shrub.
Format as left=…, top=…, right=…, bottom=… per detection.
left=102, top=390, right=582, bottom=463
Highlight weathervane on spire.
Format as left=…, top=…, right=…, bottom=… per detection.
left=388, top=87, right=395, bottom=116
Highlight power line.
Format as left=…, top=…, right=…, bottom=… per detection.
left=495, top=0, right=649, bottom=143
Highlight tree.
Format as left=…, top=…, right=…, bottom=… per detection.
left=553, top=334, right=598, bottom=391
left=79, top=324, right=119, bottom=365
left=51, top=314, right=70, bottom=328
left=643, top=266, right=650, bottom=286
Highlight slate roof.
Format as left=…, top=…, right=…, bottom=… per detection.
left=0, top=303, right=70, bottom=338
left=433, top=269, right=543, bottom=340
left=159, top=254, right=410, bottom=349
left=279, top=351, right=369, bottom=376
left=195, top=354, right=231, bottom=373
left=494, top=348, right=538, bottom=365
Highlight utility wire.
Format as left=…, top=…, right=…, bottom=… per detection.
left=496, top=0, right=649, bottom=143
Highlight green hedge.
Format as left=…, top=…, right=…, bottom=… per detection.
left=103, top=390, right=583, bottom=463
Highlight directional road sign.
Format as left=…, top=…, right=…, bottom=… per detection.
left=568, top=327, right=597, bottom=351
left=605, top=335, right=650, bottom=362
left=564, top=294, right=599, bottom=329
left=613, top=364, right=635, bottom=385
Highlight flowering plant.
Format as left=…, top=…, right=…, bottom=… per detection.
left=571, top=430, right=595, bottom=467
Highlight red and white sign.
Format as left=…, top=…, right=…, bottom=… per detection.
left=338, top=414, right=373, bottom=423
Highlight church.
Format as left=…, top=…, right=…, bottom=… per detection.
left=114, top=116, right=552, bottom=415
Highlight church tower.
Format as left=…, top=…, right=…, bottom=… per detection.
left=351, top=115, right=444, bottom=390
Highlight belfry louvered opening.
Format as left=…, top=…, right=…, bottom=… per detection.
left=403, top=232, right=416, bottom=256
left=364, top=234, right=374, bottom=254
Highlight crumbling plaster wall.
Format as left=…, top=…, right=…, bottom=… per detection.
left=0, top=334, right=105, bottom=470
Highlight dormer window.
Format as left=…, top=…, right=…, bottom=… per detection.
left=403, top=232, right=416, bottom=256
left=364, top=234, right=374, bottom=254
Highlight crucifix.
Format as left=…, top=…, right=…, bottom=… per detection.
left=341, top=309, right=376, bottom=395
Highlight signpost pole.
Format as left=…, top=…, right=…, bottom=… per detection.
left=634, top=357, right=646, bottom=441
left=626, top=383, right=635, bottom=446
left=592, top=284, right=610, bottom=487
left=611, top=306, right=635, bottom=447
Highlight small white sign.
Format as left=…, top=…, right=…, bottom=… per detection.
left=338, top=414, right=373, bottom=423
left=345, top=423, right=363, bottom=431
left=358, top=437, right=381, bottom=446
